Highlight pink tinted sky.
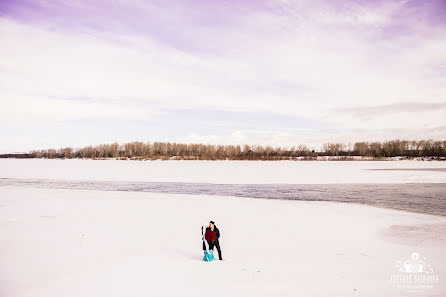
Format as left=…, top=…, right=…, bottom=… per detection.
left=0, top=0, right=445, bottom=152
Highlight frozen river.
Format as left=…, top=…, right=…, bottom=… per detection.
left=1, top=159, right=445, bottom=215
left=1, top=159, right=446, bottom=184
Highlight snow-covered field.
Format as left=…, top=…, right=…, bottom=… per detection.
left=1, top=159, right=446, bottom=184
left=0, top=159, right=445, bottom=297
left=1, top=186, right=445, bottom=297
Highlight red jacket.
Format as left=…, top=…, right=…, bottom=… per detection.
left=205, top=229, right=216, bottom=243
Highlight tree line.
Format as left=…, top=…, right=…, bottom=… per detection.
left=27, top=139, right=446, bottom=160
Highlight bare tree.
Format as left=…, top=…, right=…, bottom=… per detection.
left=29, top=139, right=446, bottom=160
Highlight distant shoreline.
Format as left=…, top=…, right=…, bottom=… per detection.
left=9, top=139, right=444, bottom=160
left=1, top=154, right=445, bottom=161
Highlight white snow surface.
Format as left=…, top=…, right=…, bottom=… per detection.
left=1, top=159, right=446, bottom=183
left=0, top=186, right=445, bottom=297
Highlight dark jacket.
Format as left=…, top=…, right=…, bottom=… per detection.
left=214, top=226, right=220, bottom=240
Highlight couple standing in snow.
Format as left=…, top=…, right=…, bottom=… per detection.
left=202, top=221, right=222, bottom=261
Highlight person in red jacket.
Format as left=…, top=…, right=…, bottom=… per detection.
left=201, top=222, right=223, bottom=261
left=202, top=223, right=215, bottom=261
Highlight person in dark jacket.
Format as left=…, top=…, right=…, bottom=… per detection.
left=209, top=221, right=222, bottom=260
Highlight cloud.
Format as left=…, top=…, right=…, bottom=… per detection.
left=0, top=0, right=446, bottom=152
left=338, top=101, right=446, bottom=118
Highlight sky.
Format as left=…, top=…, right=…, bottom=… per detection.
left=0, top=0, right=445, bottom=152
